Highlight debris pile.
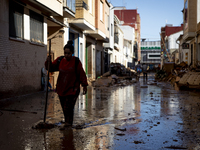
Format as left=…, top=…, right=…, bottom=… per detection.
left=110, top=63, right=136, bottom=76
left=88, top=63, right=138, bottom=87
left=178, top=71, right=200, bottom=89
left=155, top=61, right=200, bottom=89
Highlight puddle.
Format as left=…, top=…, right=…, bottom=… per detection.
left=1, top=74, right=200, bottom=149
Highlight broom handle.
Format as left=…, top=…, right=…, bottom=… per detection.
left=44, top=39, right=51, bottom=123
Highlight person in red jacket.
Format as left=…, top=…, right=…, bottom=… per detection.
left=45, top=40, right=88, bottom=128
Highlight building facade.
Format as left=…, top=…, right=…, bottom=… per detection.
left=182, top=0, right=197, bottom=67
left=67, top=0, right=96, bottom=79
left=0, top=0, right=64, bottom=98
left=1, top=0, right=140, bottom=99
left=166, top=30, right=183, bottom=63
left=140, top=41, right=161, bottom=70
left=161, top=24, right=183, bottom=63
left=84, top=0, right=110, bottom=78
left=177, top=0, right=200, bottom=68
left=113, top=15, right=124, bottom=65
left=114, top=8, right=141, bottom=62
left=103, top=3, right=114, bottom=73
left=119, top=25, right=135, bottom=68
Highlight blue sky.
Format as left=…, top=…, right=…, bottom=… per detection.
left=109, top=0, right=184, bottom=41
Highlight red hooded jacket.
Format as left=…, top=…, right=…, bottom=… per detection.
left=45, top=56, right=88, bottom=96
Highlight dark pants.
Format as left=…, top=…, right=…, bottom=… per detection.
left=143, top=72, right=147, bottom=79
left=59, top=90, right=80, bottom=125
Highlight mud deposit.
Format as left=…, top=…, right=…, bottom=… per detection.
left=1, top=73, right=200, bottom=149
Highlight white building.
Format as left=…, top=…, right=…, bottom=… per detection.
left=166, top=30, right=183, bottom=63
left=103, top=3, right=115, bottom=72
left=119, top=25, right=135, bottom=68
left=167, top=30, right=183, bottom=54
left=113, top=15, right=124, bottom=65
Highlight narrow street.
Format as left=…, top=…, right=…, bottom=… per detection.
left=1, top=73, right=200, bottom=150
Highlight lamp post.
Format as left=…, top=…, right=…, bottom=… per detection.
left=43, top=30, right=65, bottom=123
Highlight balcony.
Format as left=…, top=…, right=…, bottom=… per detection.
left=183, top=31, right=196, bottom=42
left=85, top=29, right=109, bottom=42
left=63, top=0, right=76, bottom=18
left=68, top=19, right=95, bottom=31
left=76, top=1, right=89, bottom=10
left=24, top=0, right=62, bottom=16
left=68, top=0, right=95, bottom=31
left=114, top=34, right=119, bottom=44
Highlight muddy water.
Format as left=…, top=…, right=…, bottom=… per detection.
left=1, top=74, right=200, bottom=149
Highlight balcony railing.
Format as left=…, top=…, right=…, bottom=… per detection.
left=76, top=1, right=89, bottom=10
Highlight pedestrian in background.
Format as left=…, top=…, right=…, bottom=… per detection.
left=41, top=67, right=53, bottom=91
left=45, top=40, right=88, bottom=128
left=41, top=67, right=47, bottom=91
left=142, top=63, right=148, bottom=79
left=136, top=61, right=142, bottom=80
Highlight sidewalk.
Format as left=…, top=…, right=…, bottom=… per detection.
left=0, top=91, right=61, bottom=149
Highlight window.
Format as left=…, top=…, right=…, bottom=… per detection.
left=9, top=0, right=24, bottom=39
left=30, top=10, right=43, bottom=43
left=100, top=1, right=103, bottom=21
left=67, top=0, right=76, bottom=12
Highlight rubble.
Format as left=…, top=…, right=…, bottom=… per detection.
left=178, top=72, right=200, bottom=89
left=155, top=61, right=200, bottom=89
left=90, top=63, right=138, bottom=87
left=93, top=75, right=137, bottom=87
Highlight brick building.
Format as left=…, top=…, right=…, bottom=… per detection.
left=0, top=0, right=65, bottom=99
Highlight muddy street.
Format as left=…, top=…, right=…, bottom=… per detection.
left=1, top=73, right=200, bottom=150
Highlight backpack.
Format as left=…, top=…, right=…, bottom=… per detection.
left=137, top=67, right=142, bottom=73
